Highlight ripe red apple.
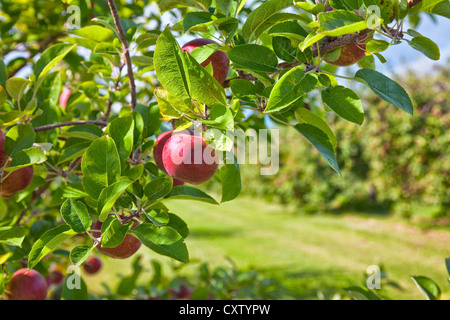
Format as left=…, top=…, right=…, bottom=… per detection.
left=83, top=257, right=102, bottom=274
left=46, top=271, right=64, bottom=286
left=153, top=130, right=175, bottom=174
left=153, top=129, right=193, bottom=174
left=0, top=131, right=34, bottom=198
left=162, top=133, right=218, bottom=185
left=4, top=268, right=48, bottom=300
left=172, top=178, right=185, bottom=187
left=182, top=38, right=230, bottom=86
left=92, top=220, right=141, bottom=259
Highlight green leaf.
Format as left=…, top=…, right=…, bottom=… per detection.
left=321, top=85, right=364, bottom=124
left=228, top=44, right=278, bottom=73
left=220, top=154, right=241, bottom=203
left=154, top=27, right=190, bottom=101
left=0, top=226, right=26, bottom=247
left=230, top=79, right=263, bottom=101
left=411, top=276, right=441, bottom=300
left=265, top=68, right=317, bottom=113
left=365, top=39, right=390, bottom=54
left=144, top=176, right=173, bottom=201
left=60, top=199, right=92, bottom=233
left=70, top=244, right=94, bottom=267
left=242, top=0, right=293, bottom=41
left=272, top=36, right=297, bottom=62
left=4, top=124, right=35, bottom=157
left=183, top=11, right=214, bottom=32
left=144, top=209, right=170, bottom=227
left=70, top=26, right=115, bottom=43
left=81, top=136, right=121, bottom=200
left=165, top=185, right=219, bottom=204
left=344, top=286, right=381, bottom=300
left=295, top=108, right=337, bottom=149
left=106, top=115, right=134, bottom=170
left=136, top=103, right=161, bottom=138
left=408, top=36, right=440, bottom=60
left=355, top=69, right=414, bottom=115
left=294, top=123, right=340, bottom=174
left=5, top=147, right=46, bottom=172
left=5, top=78, right=31, bottom=101
left=154, top=88, right=194, bottom=120
left=34, top=44, right=77, bottom=80
left=61, top=275, right=89, bottom=300
left=0, top=86, right=7, bottom=107
left=201, top=104, right=234, bottom=130
left=167, top=213, right=190, bottom=239
left=183, top=52, right=227, bottom=107
left=100, top=216, right=132, bottom=248
left=97, top=179, right=134, bottom=221
left=0, top=111, right=27, bottom=130
left=295, top=1, right=325, bottom=14
left=0, top=60, right=6, bottom=88
left=28, top=224, right=77, bottom=269
left=130, top=223, right=189, bottom=263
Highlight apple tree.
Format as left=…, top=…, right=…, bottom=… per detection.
left=0, top=0, right=447, bottom=299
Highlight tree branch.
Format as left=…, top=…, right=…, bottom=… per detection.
left=107, top=0, right=137, bottom=111
left=33, top=120, right=108, bottom=132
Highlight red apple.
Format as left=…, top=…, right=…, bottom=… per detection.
left=324, top=34, right=370, bottom=67
left=83, top=257, right=102, bottom=274
left=92, top=220, right=141, bottom=259
left=172, top=178, right=185, bottom=187
left=182, top=38, right=230, bottom=86
left=46, top=271, right=64, bottom=286
left=153, top=130, right=174, bottom=174
left=153, top=129, right=193, bottom=174
left=0, top=131, right=34, bottom=198
left=4, top=268, right=48, bottom=300
left=162, top=133, right=218, bottom=185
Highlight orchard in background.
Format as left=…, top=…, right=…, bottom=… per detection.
left=0, top=0, right=448, bottom=300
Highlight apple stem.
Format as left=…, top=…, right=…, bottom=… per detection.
left=106, top=0, right=137, bottom=112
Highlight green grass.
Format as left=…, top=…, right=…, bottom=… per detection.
left=90, top=197, right=450, bottom=300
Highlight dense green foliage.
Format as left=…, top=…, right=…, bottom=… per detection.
left=240, top=66, right=449, bottom=217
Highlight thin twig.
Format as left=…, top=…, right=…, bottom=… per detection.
left=107, top=0, right=137, bottom=111
left=33, top=120, right=108, bottom=132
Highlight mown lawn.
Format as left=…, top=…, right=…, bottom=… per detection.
left=89, top=197, right=450, bottom=300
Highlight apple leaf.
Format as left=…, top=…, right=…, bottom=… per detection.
left=355, top=68, right=414, bottom=115
left=60, top=199, right=92, bottom=234
left=220, top=154, right=241, bottom=203
left=81, top=136, right=121, bottom=200
left=294, top=123, right=341, bottom=175
left=130, top=223, right=189, bottom=263
left=100, top=216, right=132, bottom=248
left=227, top=44, right=278, bottom=73
left=154, top=26, right=190, bottom=102
left=242, top=0, right=293, bottom=41
left=411, top=276, right=441, bottom=300
left=265, top=67, right=317, bottom=113
left=4, top=124, right=35, bottom=157
left=106, top=115, right=134, bottom=171
left=321, top=85, right=365, bottom=124
left=97, top=179, right=134, bottom=222
left=70, top=244, right=95, bottom=267
left=144, top=176, right=173, bottom=201
left=165, top=185, right=219, bottom=204
left=408, top=36, right=440, bottom=60
left=0, top=226, right=27, bottom=247
left=28, top=224, right=77, bottom=270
